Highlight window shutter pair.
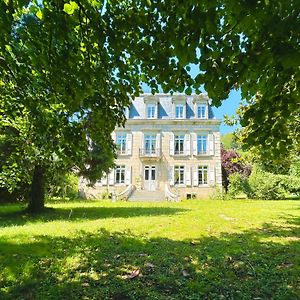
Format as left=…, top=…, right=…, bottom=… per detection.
left=169, top=133, right=190, bottom=155
left=168, top=166, right=191, bottom=186
left=190, top=132, right=214, bottom=156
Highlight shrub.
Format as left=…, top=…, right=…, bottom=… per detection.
left=221, top=147, right=252, bottom=191
left=279, top=175, right=300, bottom=196
left=227, top=173, right=250, bottom=198
left=247, top=167, right=287, bottom=200
left=47, top=172, right=78, bottom=200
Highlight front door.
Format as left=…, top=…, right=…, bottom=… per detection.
left=144, top=165, right=156, bottom=191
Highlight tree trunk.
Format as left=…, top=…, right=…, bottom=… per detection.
left=28, top=165, right=45, bottom=213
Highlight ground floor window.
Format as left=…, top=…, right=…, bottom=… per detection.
left=198, top=166, right=208, bottom=185
left=115, top=165, right=125, bottom=184
left=174, top=165, right=185, bottom=185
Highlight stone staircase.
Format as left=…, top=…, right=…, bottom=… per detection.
left=128, top=190, right=165, bottom=201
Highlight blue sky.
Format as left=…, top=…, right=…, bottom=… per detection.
left=212, top=89, right=241, bottom=134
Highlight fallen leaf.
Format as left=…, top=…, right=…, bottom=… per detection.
left=182, top=270, right=189, bottom=277
left=122, top=269, right=141, bottom=280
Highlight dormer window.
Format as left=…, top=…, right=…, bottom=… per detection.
left=147, top=104, right=156, bottom=119
left=175, top=104, right=184, bottom=119
left=144, top=95, right=159, bottom=119
left=172, top=95, right=186, bottom=119
left=197, top=105, right=206, bottom=119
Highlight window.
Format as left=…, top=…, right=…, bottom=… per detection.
left=115, top=165, right=125, bottom=184
left=116, top=134, right=126, bottom=154
left=174, top=134, right=184, bottom=155
left=197, top=105, right=206, bottom=118
left=147, top=104, right=155, bottom=118
left=197, top=135, right=207, bottom=154
left=198, top=166, right=208, bottom=185
left=174, top=166, right=185, bottom=185
left=175, top=104, right=184, bottom=119
left=144, top=135, right=156, bottom=154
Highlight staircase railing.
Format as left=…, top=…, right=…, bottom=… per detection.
left=116, top=184, right=135, bottom=201
left=164, top=184, right=180, bottom=202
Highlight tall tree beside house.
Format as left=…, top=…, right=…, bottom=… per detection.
left=0, top=0, right=298, bottom=211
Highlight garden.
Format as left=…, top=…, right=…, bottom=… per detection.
left=0, top=199, right=299, bottom=299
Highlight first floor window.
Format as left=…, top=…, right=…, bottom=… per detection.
left=116, top=134, right=126, bottom=154
left=144, top=135, right=156, bottom=154
left=115, top=165, right=125, bottom=184
left=175, top=134, right=184, bottom=155
left=174, top=165, right=185, bottom=185
left=197, top=135, right=207, bottom=154
left=198, top=166, right=208, bottom=185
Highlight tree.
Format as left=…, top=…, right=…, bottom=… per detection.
left=1, top=0, right=299, bottom=211
left=221, top=133, right=240, bottom=150
left=221, top=147, right=251, bottom=191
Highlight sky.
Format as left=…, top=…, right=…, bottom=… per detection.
left=212, top=89, right=241, bottom=134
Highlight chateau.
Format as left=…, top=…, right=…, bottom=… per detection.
left=80, top=93, right=222, bottom=201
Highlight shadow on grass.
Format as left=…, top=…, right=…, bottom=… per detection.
left=0, top=216, right=299, bottom=299
left=0, top=205, right=188, bottom=228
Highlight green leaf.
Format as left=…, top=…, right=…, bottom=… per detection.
left=36, top=10, right=43, bottom=20
left=185, top=87, right=192, bottom=95
left=63, top=1, right=79, bottom=15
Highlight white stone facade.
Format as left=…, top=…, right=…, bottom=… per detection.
left=81, top=93, right=222, bottom=200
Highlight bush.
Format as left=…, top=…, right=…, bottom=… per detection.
left=227, top=173, right=250, bottom=198
left=279, top=175, right=300, bottom=196
left=247, top=167, right=287, bottom=200
left=47, top=172, right=79, bottom=200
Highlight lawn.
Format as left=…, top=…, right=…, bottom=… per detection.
left=0, top=199, right=299, bottom=299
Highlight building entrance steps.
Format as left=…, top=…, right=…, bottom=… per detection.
left=128, top=190, right=165, bottom=201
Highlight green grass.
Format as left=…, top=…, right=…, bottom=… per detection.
left=0, top=199, right=299, bottom=299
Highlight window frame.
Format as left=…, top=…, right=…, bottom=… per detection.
left=198, top=166, right=208, bottom=185
left=197, top=104, right=206, bottom=119
left=116, top=133, right=127, bottom=155
left=175, top=104, right=184, bottom=119
left=174, top=165, right=185, bottom=185
left=197, top=134, right=207, bottom=155
left=115, top=165, right=126, bottom=184
left=146, top=104, right=156, bottom=119
left=144, top=134, right=157, bottom=154
left=174, top=134, right=185, bottom=155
